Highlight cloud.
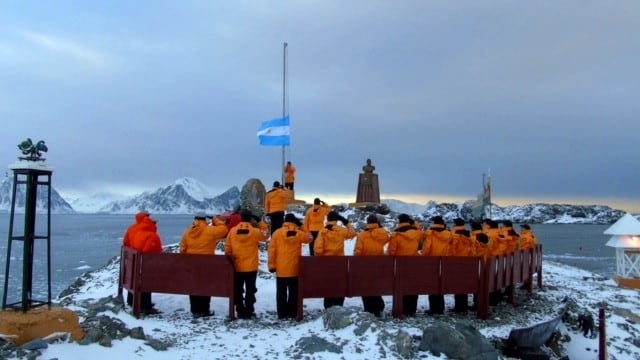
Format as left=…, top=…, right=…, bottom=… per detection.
left=19, top=30, right=108, bottom=68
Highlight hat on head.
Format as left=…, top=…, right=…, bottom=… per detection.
left=284, top=213, right=302, bottom=226
left=273, top=181, right=281, bottom=188
left=397, top=213, right=412, bottom=224
left=314, top=198, right=321, bottom=205
left=470, top=221, right=482, bottom=231
left=194, top=212, right=207, bottom=220
left=239, top=209, right=253, bottom=222
left=366, top=214, right=380, bottom=224
left=327, top=211, right=340, bottom=222
left=520, top=224, right=531, bottom=230
left=453, top=218, right=465, bottom=226
left=431, top=216, right=445, bottom=225
left=502, top=220, right=513, bottom=227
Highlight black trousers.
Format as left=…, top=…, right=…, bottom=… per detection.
left=309, top=231, right=320, bottom=256
left=126, top=291, right=153, bottom=310
left=362, top=296, right=385, bottom=317
left=428, top=294, right=445, bottom=315
left=284, top=182, right=294, bottom=190
left=276, top=277, right=299, bottom=319
left=189, top=295, right=211, bottom=316
left=234, top=271, right=258, bottom=318
left=453, top=294, right=469, bottom=312
left=324, top=297, right=344, bottom=309
left=268, top=211, right=285, bottom=235
left=402, top=295, right=418, bottom=316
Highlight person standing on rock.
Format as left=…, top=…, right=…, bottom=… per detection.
left=123, top=210, right=150, bottom=307
left=265, top=180, right=293, bottom=235
left=388, top=213, right=422, bottom=317
left=283, top=161, right=296, bottom=191
left=303, top=197, right=331, bottom=256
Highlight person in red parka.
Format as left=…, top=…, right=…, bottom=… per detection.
left=123, top=211, right=149, bottom=306
left=268, top=213, right=311, bottom=319
left=130, top=213, right=163, bottom=314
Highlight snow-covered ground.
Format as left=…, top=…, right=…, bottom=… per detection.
left=6, top=243, right=640, bottom=359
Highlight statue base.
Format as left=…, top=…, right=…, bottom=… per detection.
left=0, top=306, right=84, bottom=345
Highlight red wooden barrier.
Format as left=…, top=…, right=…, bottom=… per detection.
left=297, top=256, right=349, bottom=320
left=118, top=247, right=236, bottom=319
left=347, top=256, right=395, bottom=297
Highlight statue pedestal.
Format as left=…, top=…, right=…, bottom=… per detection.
left=356, top=173, right=380, bottom=204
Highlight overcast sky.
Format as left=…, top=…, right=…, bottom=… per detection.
left=1, top=1, right=639, bottom=212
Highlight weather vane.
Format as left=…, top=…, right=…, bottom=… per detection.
left=17, top=138, right=48, bottom=162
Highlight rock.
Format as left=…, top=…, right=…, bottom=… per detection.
left=322, top=306, right=353, bottom=330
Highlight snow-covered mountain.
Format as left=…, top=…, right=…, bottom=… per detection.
left=66, top=192, right=129, bottom=214
left=97, top=177, right=241, bottom=214
left=383, top=199, right=626, bottom=224
left=0, top=176, right=75, bottom=214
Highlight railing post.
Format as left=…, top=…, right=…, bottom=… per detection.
left=599, top=306, right=607, bottom=360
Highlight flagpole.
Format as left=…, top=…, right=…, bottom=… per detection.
left=281, top=41, right=288, bottom=185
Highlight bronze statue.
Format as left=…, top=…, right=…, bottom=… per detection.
left=17, top=138, right=48, bottom=161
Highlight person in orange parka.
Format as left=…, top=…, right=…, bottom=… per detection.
left=283, top=161, right=296, bottom=191
left=122, top=210, right=150, bottom=306
left=314, top=211, right=357, bottom=309
left=303, top=197, right=331, bottom=256
left=518, top=224, right=538, bottom=250
left=268, top=213, right=311, bottom=319
left=354, top=214, right=390, bottom=317
left=180, top=212, right=229, bottom=317
left=449, top=218, right=473, bottom=313
left=388, top=213, right=422, bottom=317
left=500, top=220, right=519, bottom=254
left=423, top=215, right=452, bottom=315
left=265, top=181, right=293, bottom=235
left=470, top=221, right=490, bottom=310
left=484, top=219, right=506, bottom=256
left=225, top=210, right=269, bottom=319
left=130, top=213, right=163, bottom=314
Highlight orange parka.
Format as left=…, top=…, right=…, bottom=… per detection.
left=284, top=164, right=296, bottom=184
left=471, top=229, right=490, bottom=259
left=519, top=228, right=538, bottom=250
left=303, top=203, right=331, bottom=232
left=388, top=222, right=422, bottom=256
left=130, top=216, right=163, bottom=253
left=180, top=217, right=229, bottom=255
left=354, top=223, right=390, bottom=256
left=486, top=226, right=506, bottom=256
left=225, top=221, right=269, bottom=272
left=123, top=212, right=150, bottom=248
left=423, top=224, right=452, bottom=256
left=265, top=187, right=293, bottom=214
left=314, top=221, right=357, bottom=256
left=268, top=222, right=311, bottom=277
left=449, top=225, right=474, bottom=257
left=501, top=225, right=519, bottom=253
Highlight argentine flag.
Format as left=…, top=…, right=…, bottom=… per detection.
left=257, top=116, right=291, bottom=146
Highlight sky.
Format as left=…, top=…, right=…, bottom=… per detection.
left=1, top=1, right=639, bottom=212
left=19, top=240, right=640, bottom=359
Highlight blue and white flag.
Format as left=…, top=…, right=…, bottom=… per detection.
left=257, top=116, right=290, bottom=146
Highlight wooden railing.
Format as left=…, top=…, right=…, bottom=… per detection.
left=118, top=245, right=542, bottom=320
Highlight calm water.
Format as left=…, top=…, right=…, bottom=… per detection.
left=0, top=214, right=615, bottom=302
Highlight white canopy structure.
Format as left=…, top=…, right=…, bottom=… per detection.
left=604, top=213, right=640, bottom=281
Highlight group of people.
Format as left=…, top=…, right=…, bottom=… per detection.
left=122, top=183, right=538, bottom=320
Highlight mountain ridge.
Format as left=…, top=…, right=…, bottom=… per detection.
left=0, top=177, right=630, bottom=223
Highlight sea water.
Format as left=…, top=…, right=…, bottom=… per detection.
left=0, top=214, right=615, bottom=302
